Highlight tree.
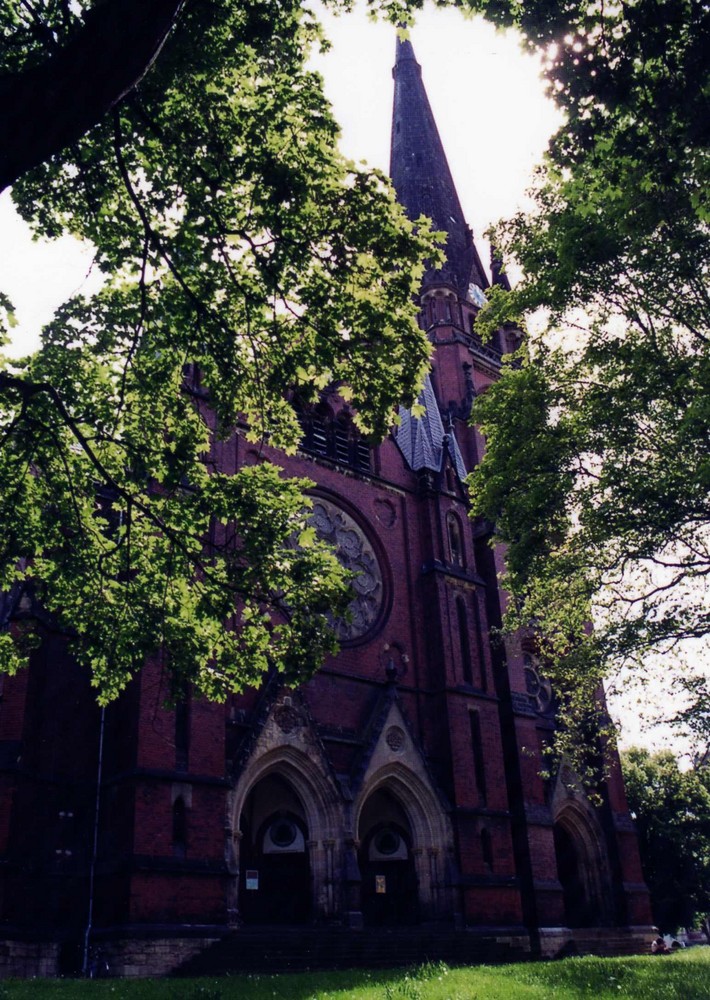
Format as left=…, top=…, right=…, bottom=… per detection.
left=0, top=0, right=441, bottom=700
left=0, top=1, right=186, bottom=191
left=621, top=747, right=710, bottom=936
left=465, top=0, right=710, bottom=748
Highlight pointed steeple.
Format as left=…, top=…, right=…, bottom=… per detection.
left=390, top=36, right=487, bottom=295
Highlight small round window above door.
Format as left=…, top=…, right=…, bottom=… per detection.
left=263, top=816, right=306, bottom=854
left=369, top=826, right=408, bottom=861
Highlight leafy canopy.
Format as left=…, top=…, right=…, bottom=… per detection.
left=0, top=0, right=442, bottom=700
left=622, top=747, right=710, bottom=935
left=466, top=0, right=710, bottom=748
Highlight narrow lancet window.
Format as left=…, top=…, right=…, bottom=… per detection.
left=456, top=596, right=473, bottom=684
left=172, top=797, right=187, bottom=858
left=469, top=710, right=487, bottom=806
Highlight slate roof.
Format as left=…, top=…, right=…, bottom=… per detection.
left=394, top=374, right=468, bottom=481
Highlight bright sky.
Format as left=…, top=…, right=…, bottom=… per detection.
left=1, top=3, right=562, bottom=357
left=0, top=3, right=691, bottom=757
left=311, top=4, right=561, bottom=267
left=0, top=199, right=100, bottom=356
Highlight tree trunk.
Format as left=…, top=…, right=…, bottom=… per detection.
left=0, top=0, right=186, bottom=193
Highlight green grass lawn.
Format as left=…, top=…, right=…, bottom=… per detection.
left=0, top=949, right=708, bottom=1000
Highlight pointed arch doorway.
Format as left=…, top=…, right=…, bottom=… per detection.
left=553, top=811, right=611, bottom=928
left=239, top=774, right=312, bottom=924
left=358, top=788, right=419, bottom=926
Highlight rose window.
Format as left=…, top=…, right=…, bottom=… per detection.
left=309, top=499, right=384, bottom=642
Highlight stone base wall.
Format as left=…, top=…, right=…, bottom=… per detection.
left=0, top=940, right=59, bottom=978
left=487, top=932, right=532, bottom=954
left=0, top=935, right=221, bottom=979
left=539, top=925, right=657, bottom=959
left=0, top=925, right=657, bottom=977
left=98, top=936, right=222, bottom=978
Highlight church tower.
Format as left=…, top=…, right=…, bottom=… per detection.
left=0, top=36, right=653, bottom=977
left=387, top=35, right=651, bottom=949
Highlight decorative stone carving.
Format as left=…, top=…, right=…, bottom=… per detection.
left=309, top=499, right=384, bottom=641
left=524, top=654, right=554, bottom=715
left=374, top=498, right=396, bottom=527
left=385, top=726, right=406, bottom=752
left=274, top=704, right=302, bottom=734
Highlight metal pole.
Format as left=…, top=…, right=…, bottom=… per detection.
left=82, top=704, right=106, bottom=976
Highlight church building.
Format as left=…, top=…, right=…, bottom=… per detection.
left=0, top=39, right=653, bottom=977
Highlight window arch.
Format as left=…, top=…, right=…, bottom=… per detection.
left=239, top=774, right=312, bottom=924
left=358, top=787, right=418, bottom=926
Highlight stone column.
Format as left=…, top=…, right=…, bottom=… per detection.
left=323, top=839, right=336, bottom=919
left=226, top=829, right=241, bottom=928
left=343, top=838, right=363, bottom=929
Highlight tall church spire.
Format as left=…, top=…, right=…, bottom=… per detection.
left=390, top=36, right=487, bottom=294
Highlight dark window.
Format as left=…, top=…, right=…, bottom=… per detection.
left=456, top=596, right=473, bottom=685
left=356, top=440, right=371, bottom=469
left=269, top=817, right=298, bottom=849
left=448, top=515, right=463, bottom=566
left=311, top=412, right=329, bottom=456
left=481, top=828, right=493, bottom=871
left=334, top=417, right=351, bottom=463
left=296, top=405, right=309, bottom=438
left=172, top=797, right=187, bottom=858
left=469, top=711, right=487, bottom=806
left=296, top=402, right=370, bottom=471
left=471, top=595, right=487, bottom=690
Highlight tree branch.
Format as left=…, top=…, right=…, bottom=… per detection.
left=0, top=0, right=187, bottom=192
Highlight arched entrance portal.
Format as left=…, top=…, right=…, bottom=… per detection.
left=239, top=774, right=311, bottom=924
left=358, top=788, right=418, bottom=926
left=553, top=816, right=606, bottom=927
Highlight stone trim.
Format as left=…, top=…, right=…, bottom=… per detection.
left=538, top=925, right=656, bottom=959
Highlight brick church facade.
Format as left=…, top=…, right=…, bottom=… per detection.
left=0, top=39, right=653, bottom=977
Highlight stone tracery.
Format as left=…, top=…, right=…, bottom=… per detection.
left=309, top=498, right=384, bottom=641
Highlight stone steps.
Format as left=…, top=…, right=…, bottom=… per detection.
left=174, top=926, right=530, bottom=976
